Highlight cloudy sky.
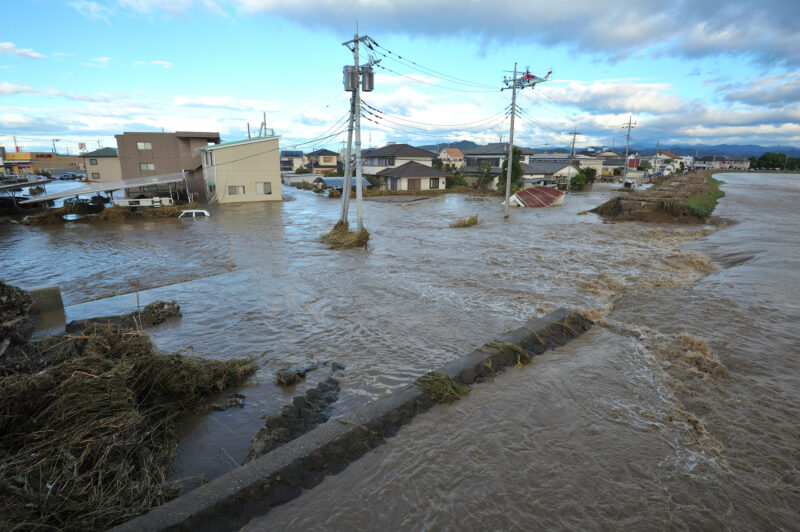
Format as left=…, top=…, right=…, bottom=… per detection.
left=1, top=0, right=798, bottom=154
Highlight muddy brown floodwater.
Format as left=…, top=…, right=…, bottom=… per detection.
left=2, top=175, right=798, bottom=529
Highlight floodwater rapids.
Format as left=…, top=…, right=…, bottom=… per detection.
left=2, top=174, right=798, bottom=529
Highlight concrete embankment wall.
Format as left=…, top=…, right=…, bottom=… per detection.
left=113, top=308, right=593, bottom=532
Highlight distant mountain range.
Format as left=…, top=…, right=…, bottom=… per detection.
left=416, top=140, right=797, bottom=158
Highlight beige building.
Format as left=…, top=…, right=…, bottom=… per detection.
left=115, top=131, right=220, bottom=201
left=82, top=147, right=121, bottom=183
left=197, top=136, right=282, bottom=204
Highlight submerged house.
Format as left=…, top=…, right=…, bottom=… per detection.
left=197, top=136, right=282, bottom=204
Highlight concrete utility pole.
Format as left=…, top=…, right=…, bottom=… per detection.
left=504, top=62, right=518, bottom=219
left=341, top=33, right=376, bottom=232
left=501, top=64, right=550, bottom=218
left=566, top=126, right=580, bottom=192
left=52, top=139, right=60, bottom=154
left=339, top=93, right=355, bottom=223
left=653, top=140, right=660, bottom=177
left=622, top=116, right=637, bottom=180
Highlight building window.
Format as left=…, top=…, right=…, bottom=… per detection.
left=228, top=185, right=245, bottom=195
left=430, top=178, right=439, bottom=189
left=137, top=142, right=152, bottom=150
left=256, top=182, right=272, bottom=195
left=92, top=172, right=100, bottom=179
left=89, top=158, right=98, bottom=165
left=140, top=163, right=155, bottom=171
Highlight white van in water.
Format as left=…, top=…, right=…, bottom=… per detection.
left=177, top=209, right=211, bottom=218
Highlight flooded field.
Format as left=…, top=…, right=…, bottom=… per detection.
left=2, top=174, right=798, bottom=528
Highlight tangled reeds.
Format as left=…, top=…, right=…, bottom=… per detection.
left=320, top=220, right=370, bottom=249
left=414, top=371, right=470, bottom=403
left=450, top=214, right=478, bottom=228
left=486, top=340, right=532, bottom=368
left=0, top=322, right=256, bottom=531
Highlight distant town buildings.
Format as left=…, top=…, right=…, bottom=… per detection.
left=280, top=150, right=304, bottom=172
left=305, top=149, right=339, bottom=176
left=439, top=147, right=465, bottom=169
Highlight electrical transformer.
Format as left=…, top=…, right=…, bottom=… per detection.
left=343, top=66, right=359, bottom=92
left=361, top=67, right=375, bottom=92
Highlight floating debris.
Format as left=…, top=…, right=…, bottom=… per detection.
left=450, top=214, right=478, bottom=228
left=320, top=220, right=369, bottom=249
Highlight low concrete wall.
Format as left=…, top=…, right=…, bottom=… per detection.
left=27, top=286, right=63, bottom=314
left=113, top=308, right=592, bottom=532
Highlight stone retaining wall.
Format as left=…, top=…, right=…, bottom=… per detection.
left=113, top=308, right=593, bottom=532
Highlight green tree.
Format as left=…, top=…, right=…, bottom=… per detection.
left=756, top=152, right=786, bottom=169
left=476, top=161, right=493, bottom=190
left=747, top=156, right=757, bottom=169
left=570, top=172, right=588, bottom=191
left=432, top=158, right=444, bottom=170
left=582, top=167, right=597, bottom=184
left=498, top=147, right=524, bottom=195
left=613, top=167, right=623, bottom=176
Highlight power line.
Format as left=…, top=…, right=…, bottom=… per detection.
left=366, top=38, right=499, bottom=90
left=374, top=64, right=499, bottom=94
left=361, top=101, right=508, bottom=129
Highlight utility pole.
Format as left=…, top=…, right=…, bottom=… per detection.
left=622, top=115, right=636, bottom=181
left=653, top=140, right=660, bottom=178
left=52, top=139, right=60, bottom=154
left=566, top=126, right=580, bottom=191
left=501, top=64, right=550, bottom=218
left=13, top=135, right=19, bottom=153
left=339, top=93, right=355, bottom=223
left=503, top=63, right=518, bottom=219
left=341, top=33, right=377, bottom=232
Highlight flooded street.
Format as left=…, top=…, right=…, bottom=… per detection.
left=2, top=174, right=798, bottom=529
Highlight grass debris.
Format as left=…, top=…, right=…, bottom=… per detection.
left=320, top=220, right=369, bottom=249
left=450, top=214, right=478, bottom=228
left=414, top=371, right=470, bottom=403
left=486, top=340, right=532, bottom=368
left=0, top=322, right=256, bottom=531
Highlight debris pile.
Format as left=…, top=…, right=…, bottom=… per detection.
left=320, top=220, right=370, bottom=249
left=0, top=282, right=256, bottom=531
left=450, top=214, right=479, bottom=228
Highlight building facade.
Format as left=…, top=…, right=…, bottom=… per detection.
left=375, top=161, right=447, bottom=191
left=197, top=136, right=282, bottom=204
left=82, top=147, right=122, bottom=183
left=2, top=152, right=84, bottom=175
left=305, top=149, right=339, bottom=176
left=362, top=143, right=436, bottom=177
left=115, top=131, right=221, bottom=201
left=439, top=147, right=465, bottom=169
left=280, top=150, right=304, bottom=172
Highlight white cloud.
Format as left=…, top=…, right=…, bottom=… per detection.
left=172, top=94, right=279, bottom=111
left=0, top=82, right=38, bottom=95
left=151, top=60, right=172, bottom=68
left=82, top=57, right=111, bottom=68
left=535, top=81, right=687, bottom=114
left=0, top=42, right=46, bottom=60
left=68, top=0, right=112, bottom=21
left=720, top=73, right=800, bottom=107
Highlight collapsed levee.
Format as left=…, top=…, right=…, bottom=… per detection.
left=591, top=172, right=725, bottom=224
left=112, top=308, right=593, bottom=532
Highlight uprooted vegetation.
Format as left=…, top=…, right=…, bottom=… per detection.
left=591, top=172, right=725, bottom=223
left=450, top=214, right=479, bottom=228
left=414, top=371, right=470, bottom=403
left=0, top=284, right=256, bottom=531
left=320, top=220, right=370, bottom=249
